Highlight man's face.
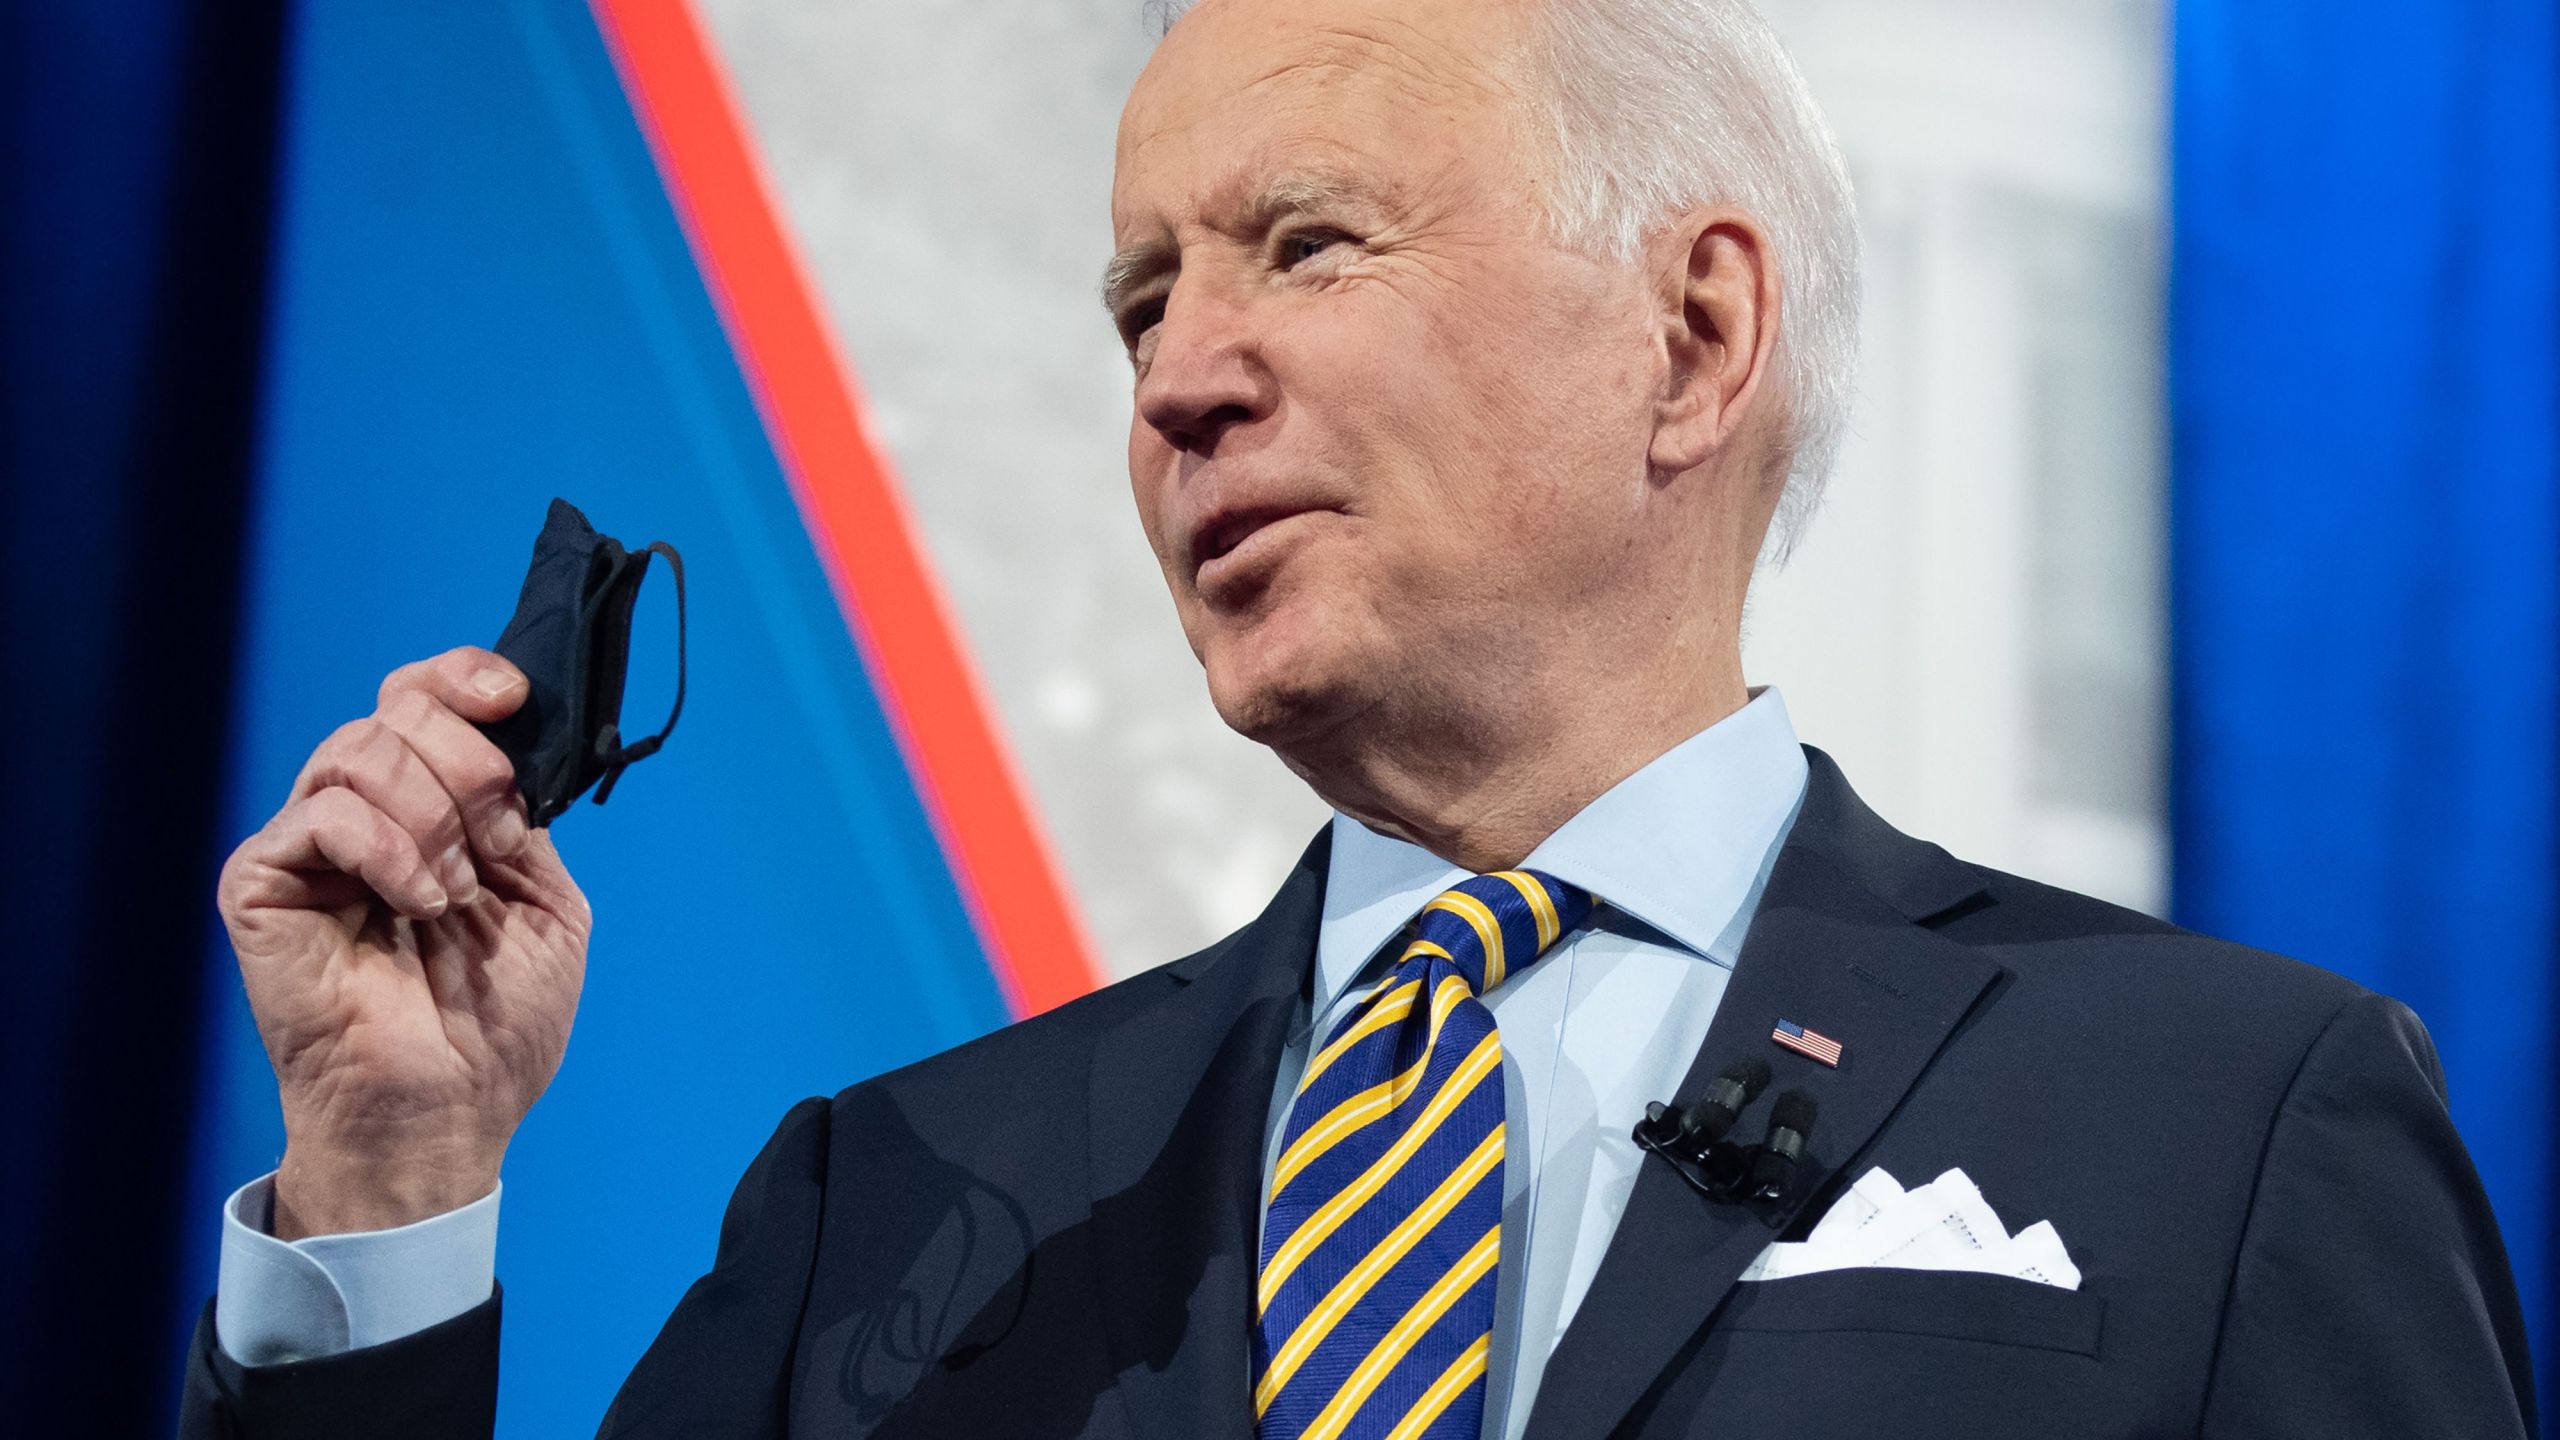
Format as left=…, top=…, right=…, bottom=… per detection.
left=1108, top=0, right=1667, bottom=754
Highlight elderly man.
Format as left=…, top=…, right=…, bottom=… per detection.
left=180, top=0, right=2532, bottom=1436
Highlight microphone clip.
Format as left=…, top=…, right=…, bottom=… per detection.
left=1631, top=1061, right=1817, bottom=1224
left=1632, top=1098, right=1758, bottom=1199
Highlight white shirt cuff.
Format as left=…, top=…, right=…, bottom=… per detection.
left=214, top=1172, right=500, bottom=1366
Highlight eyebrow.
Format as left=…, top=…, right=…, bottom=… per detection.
left=1099, top=169, right=1393, bottom=320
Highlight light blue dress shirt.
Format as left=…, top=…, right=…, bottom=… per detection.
left=1265, top=688, right=1806, bottom=1439
left=216, top=689, right=1809, bottom=1440
left=216, top=1172, right=501, bottom=1363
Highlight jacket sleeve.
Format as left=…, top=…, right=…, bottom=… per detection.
left=175, top=1096, right=833, bottom=1440
left=177, top=1287, right=501, bottom=1440
left=2198, top=992, right=2536, bottom=1438
left=596, top=1095, right=834, bottom=1439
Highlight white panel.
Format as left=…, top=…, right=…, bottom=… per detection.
left=1750, top=0, right=2168, bottom=914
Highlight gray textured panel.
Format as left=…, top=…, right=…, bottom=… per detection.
left=697, top=0, right=1327, bottom=979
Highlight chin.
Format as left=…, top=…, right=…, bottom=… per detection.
left=1199, top=604, right=1366, bottom=751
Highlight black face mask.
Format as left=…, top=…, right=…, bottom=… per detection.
left=478, top=498, right=686, bottom=827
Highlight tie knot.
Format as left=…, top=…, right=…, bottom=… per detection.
left=1400, top=869, right=1595, bottom=996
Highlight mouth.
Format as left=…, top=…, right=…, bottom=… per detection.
left=1190, top=503, right=1318, bottom=574
left=1185, top=499, right=1342, bottom=600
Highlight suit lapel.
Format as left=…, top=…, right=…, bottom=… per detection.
left=1521, top=749, right=2005, bottom=1440
left=1085, top=829, right=1329, bottom=1436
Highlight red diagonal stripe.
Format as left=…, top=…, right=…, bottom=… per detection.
left=590, top=0, right=1099, bottom=1014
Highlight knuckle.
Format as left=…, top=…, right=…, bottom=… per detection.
left=308, top=717, right=372, bottom=776
left=376, top=663, right=425, bottom=709
left=354, top=719, right=419, bottom=781
left=323, top=787, right=391, bottom=854
left=458, top=741, right=517, bottom=798
left=386, top=783, right=459, bottom=851
left=305, top=784, right=362, bottom=836
left=291, top=727, right=351, bottom=800
left=414, top=713, right=515, bottom=802
left=423, top=799, right=467, bottom=852
left=364, top=806, right=419, bottom=875
left=378, top=687, right=440, bottom=735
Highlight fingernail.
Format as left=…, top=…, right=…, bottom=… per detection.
left=419, top=875, right=450, bottom=916
left=472, top=667, right=520, bottom=699
left=442, top=844, right=479, bottom=905
left=489, top=807, right=528, bottom=857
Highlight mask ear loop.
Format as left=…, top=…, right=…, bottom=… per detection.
left=591, top=540, right=687, bottom=805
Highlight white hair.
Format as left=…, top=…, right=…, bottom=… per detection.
left=1142, top=0, right=1860, bottom=561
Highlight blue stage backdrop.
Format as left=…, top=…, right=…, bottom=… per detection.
left=2172, top=0, right=2560, bottom=1418
left=177, top=2, right=1030, bottom=1434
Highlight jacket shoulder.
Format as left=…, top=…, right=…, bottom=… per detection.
left=825, top=904, right=1284, bottom=1123
left=831, top=953, right=1184, bottom=1113
left=832, top=831, right=1326, bottom=1117
left=1935, top=859, right=2380, bottom=1026
left=1794, top=747, right=2379, bottom=1030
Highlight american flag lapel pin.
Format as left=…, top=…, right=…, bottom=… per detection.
left=1771, top=1018, right=1843, bottom=1067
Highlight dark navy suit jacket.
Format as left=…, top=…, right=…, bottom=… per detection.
left=180, top=748, right=2536, bottom=1438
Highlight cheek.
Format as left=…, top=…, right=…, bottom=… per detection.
left=1455, top=292, right=1639, bottom=455
left=1329, top=268, right=1628, bottom=468
left=1438, top=283, right=1654, bottom=510
left=1262, top=287, right=1476, bottom=519
left=1297, top=286, right=1637, bottom=557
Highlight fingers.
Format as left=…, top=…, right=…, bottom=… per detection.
left=242, top=647, right=538, bottom=926
left=380, top=646, right=527, bottom=725
left=375, top=687, right=531, bottom=863
left=293, top=716, right=481, bottom=904
left=380, top=648, right=532, bottom=859
left=249, top=785, right=453, bottom=921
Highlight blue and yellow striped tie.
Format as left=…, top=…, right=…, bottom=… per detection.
left=1254, top=869, right=1595, bottom=1440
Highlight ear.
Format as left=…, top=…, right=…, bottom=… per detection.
left=1649, top=209, right=1779, bottom=476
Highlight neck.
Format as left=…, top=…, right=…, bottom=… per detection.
left=1279, top=641, right=1751, bottom=873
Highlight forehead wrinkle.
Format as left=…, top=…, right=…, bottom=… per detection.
left=1240, top=15, right=1532, bottom=126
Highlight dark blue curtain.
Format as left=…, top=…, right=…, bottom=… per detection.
left=2172, top=0, right=2560, bottom=1418
left=0, top=0, right=287, bottom=1429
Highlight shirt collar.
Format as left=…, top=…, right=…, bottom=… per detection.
left=1314, top=687, right=1809, bottom=1018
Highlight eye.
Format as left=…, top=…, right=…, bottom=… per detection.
left=1118, top=296, right=1165, bottom=351
left=1279, top=228, right=1351, bottom=268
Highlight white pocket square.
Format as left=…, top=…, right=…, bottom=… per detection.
left=1739, top=1167, right=2082, bottom=1290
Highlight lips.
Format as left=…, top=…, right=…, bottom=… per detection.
left=1189, top=502, right=1317, bottom=574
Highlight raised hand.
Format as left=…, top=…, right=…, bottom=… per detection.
left=217, top=646, right=593, bottom=1239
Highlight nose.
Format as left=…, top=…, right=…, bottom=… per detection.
left=1133, top=281, right=1274, bottom=456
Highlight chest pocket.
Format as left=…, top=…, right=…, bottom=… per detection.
left=1714, top=1268, right=2105, bottom=1357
